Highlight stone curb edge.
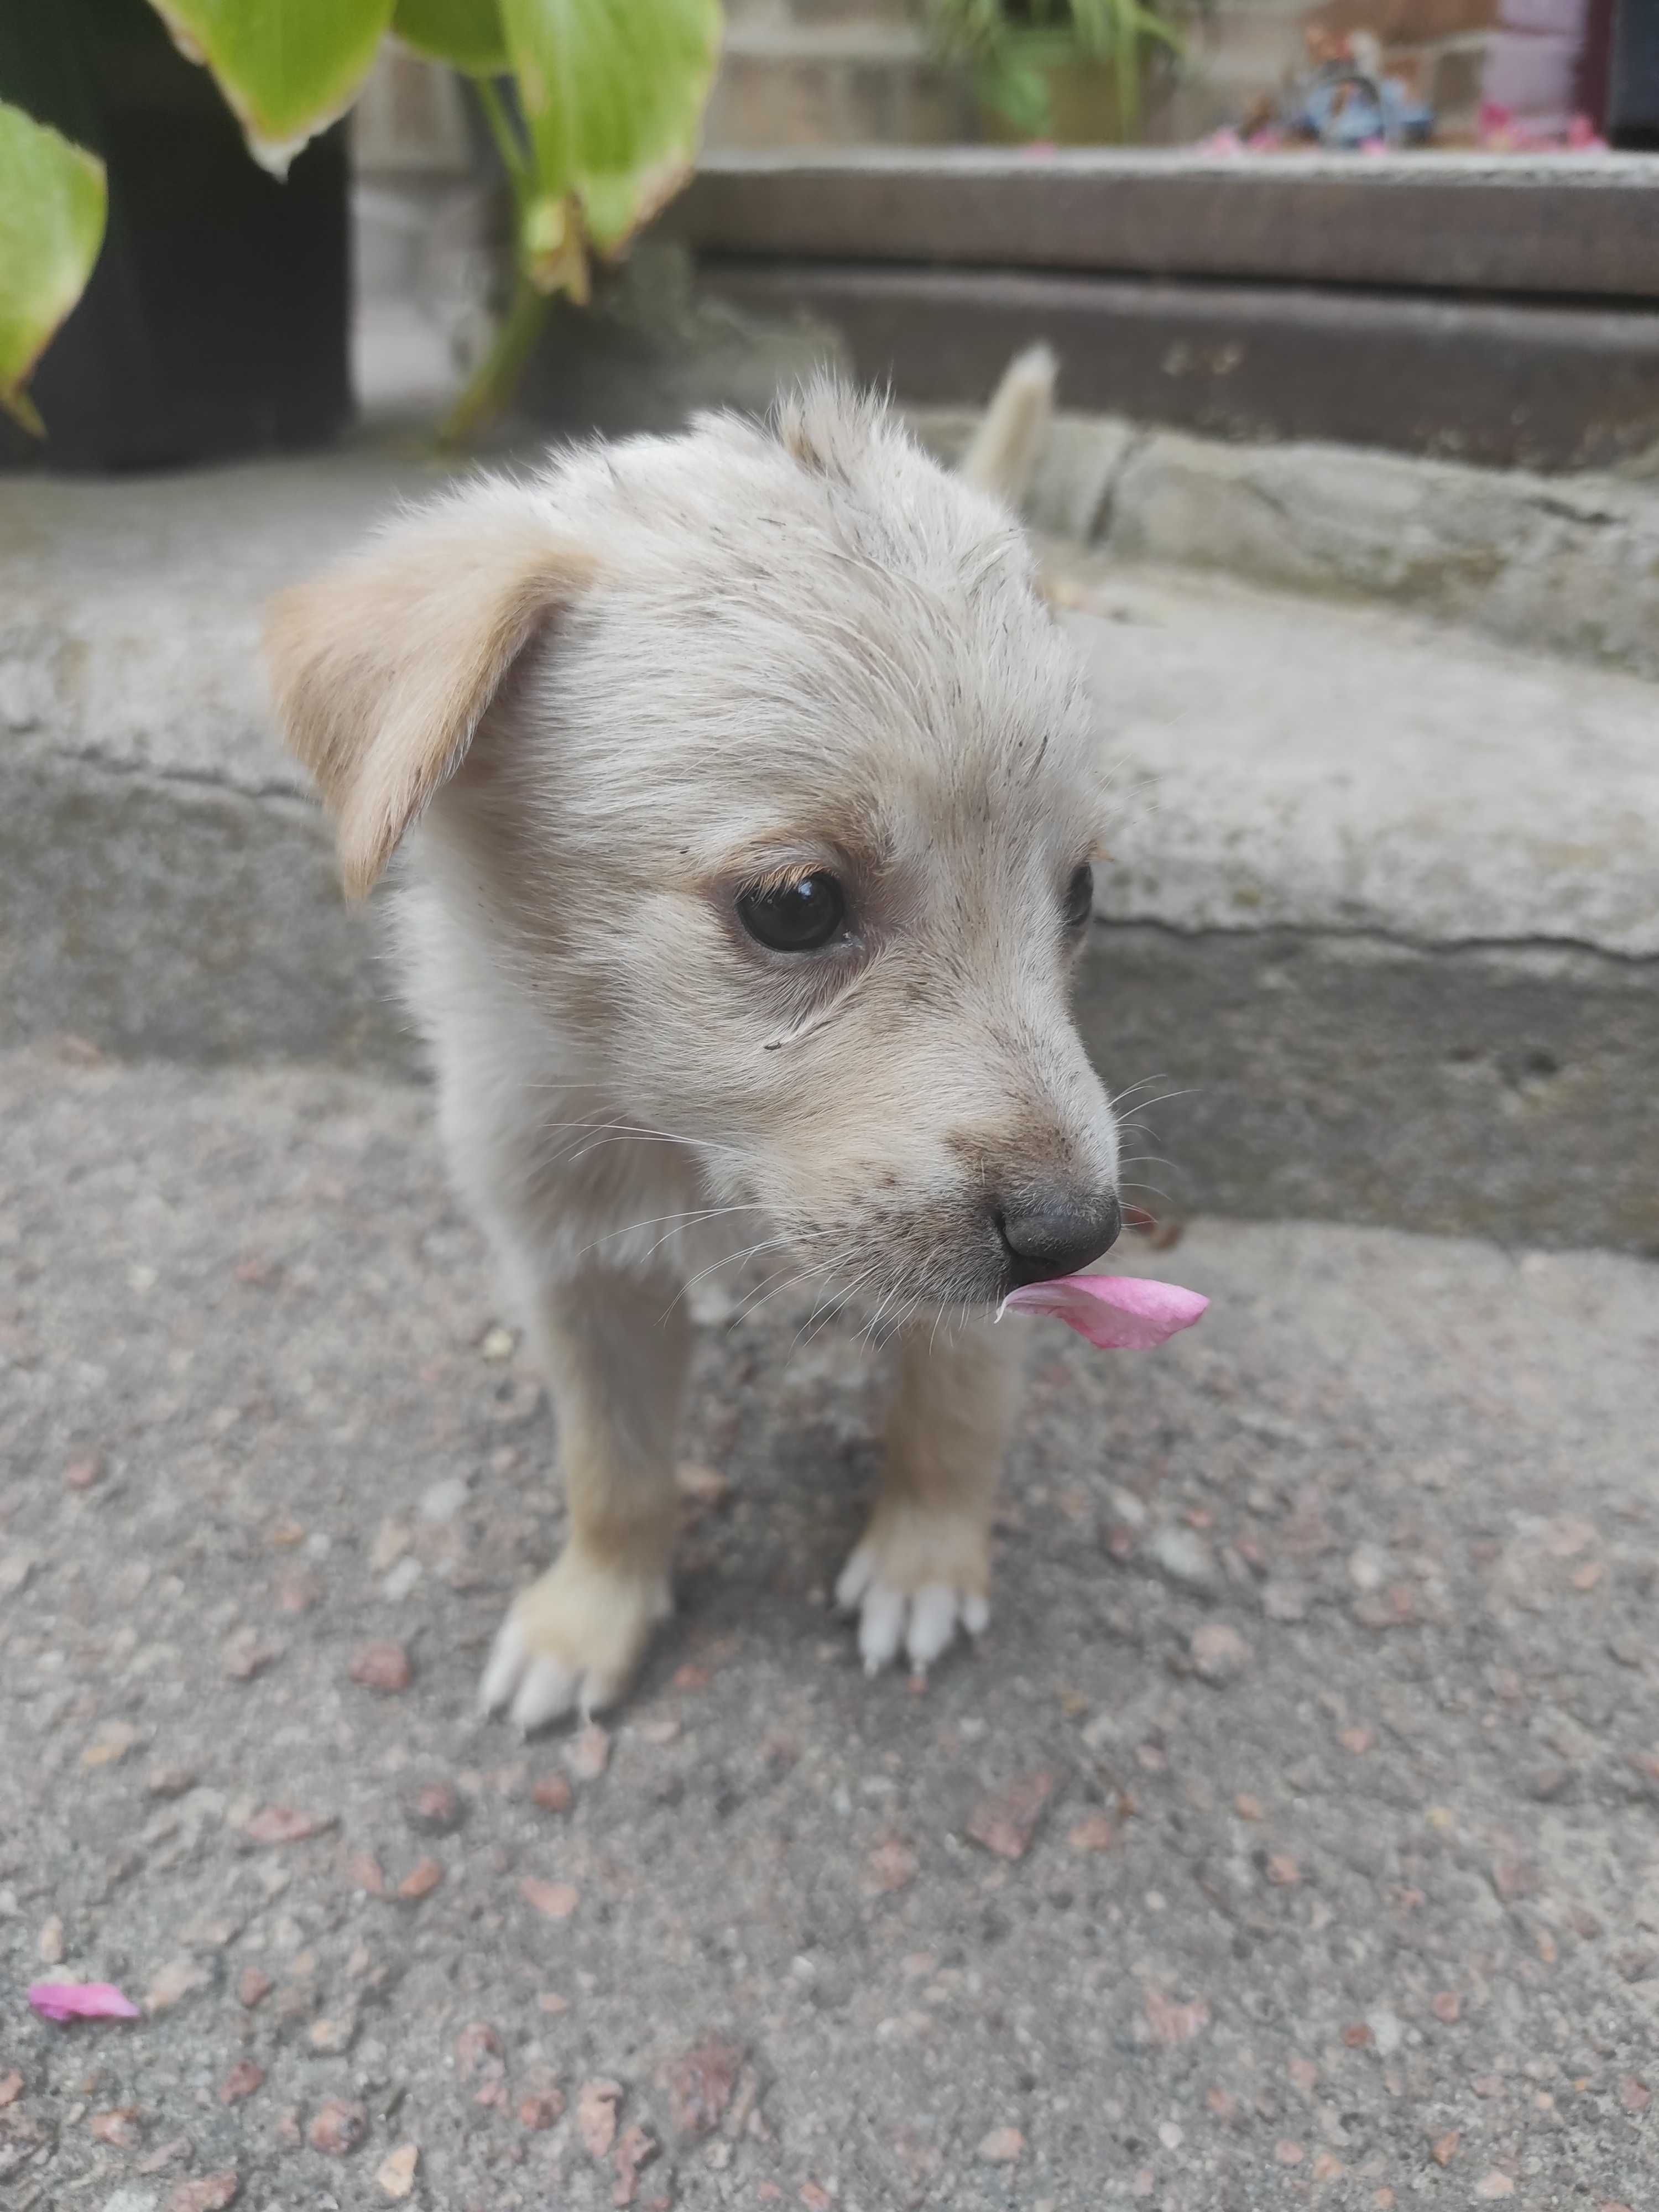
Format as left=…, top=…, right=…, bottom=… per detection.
left=906, top=408, right=1659, bottom=685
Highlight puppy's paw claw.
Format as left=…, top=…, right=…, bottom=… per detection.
left=833, top=1541, right=876, bottom=1613
left=479, top=1550, right=669, bottom=1733
left=836, top=1537, right=990, bottom=1676
left=479, top=1622, right=585, bottom=1733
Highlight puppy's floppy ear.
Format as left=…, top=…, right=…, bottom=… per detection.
left=263, top=479, right=594, bottom=899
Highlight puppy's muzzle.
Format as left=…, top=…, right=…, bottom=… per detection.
left=995, top=1188, right=1122, bottom=1288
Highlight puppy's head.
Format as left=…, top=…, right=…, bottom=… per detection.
left=266, top=384, right=1121, bottom=1311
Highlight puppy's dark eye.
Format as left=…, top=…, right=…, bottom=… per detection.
left=1063, top=862, right=1094, bottom=933
left=736, top=870, right=847, bottom=952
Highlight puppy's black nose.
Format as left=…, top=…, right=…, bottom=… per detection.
left=997, top=1191, right=1123, bottom=1287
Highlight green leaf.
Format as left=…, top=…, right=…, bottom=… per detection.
left=975, top=56, right=1053, bottom=137
left=145, top=0, right=395, bottom=174
left=499, top=0, right=722, bottom=255
left=394, top=0, right=510, bottom=75
left=0, top=101, right=107, bottom=436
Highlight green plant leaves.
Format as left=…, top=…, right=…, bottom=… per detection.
left=929, top=0, right=1186, bottom=140
left=1072, top=0, right=1185, bottom=131
left=146, top=0, right=396, bottom=173
left=973, top=58, right=1051, bottom=136
left=499, top=0, right=722, bottom=254
left=393, top=0, right=510, bottom=75
left=0, top=101, right=107, bottom=436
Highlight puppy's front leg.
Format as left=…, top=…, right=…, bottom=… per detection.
left=837, top=1317, right=1020, bottom=1675
left=482, top=1267, right=690, bottom=1731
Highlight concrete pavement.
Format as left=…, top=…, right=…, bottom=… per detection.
left=2, top=1045, right=1656, bottom=2209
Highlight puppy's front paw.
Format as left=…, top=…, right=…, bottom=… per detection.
left=480, top=1546, right=671, bottom=1732
left=835, top=1501, right=991, bottom=1676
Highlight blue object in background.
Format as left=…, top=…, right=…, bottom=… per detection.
left=1287, top=65, right=1436, bottom=148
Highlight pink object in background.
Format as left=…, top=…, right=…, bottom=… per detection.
left=1478, top=97, right=1607, bottom=144
left=27, top=1982, right=140, bottom=2023
left=1483, top=0, right=1593, bottom=134
left=999, top=1274, right=1208, bottom=1350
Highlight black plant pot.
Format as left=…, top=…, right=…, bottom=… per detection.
left=0, top=0, right=351, bottom=472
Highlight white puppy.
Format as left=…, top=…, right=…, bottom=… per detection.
left=264, top=353, right=1123, bottom=1730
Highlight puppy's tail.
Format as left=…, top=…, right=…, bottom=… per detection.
left=957, top=343, right=1056, bottom=510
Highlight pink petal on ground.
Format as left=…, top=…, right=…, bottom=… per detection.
left=28, top=1981, right=140, bottom=2023
left=999, top=1274, right=1208, bottom=1349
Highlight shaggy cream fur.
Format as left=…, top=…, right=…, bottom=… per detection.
left=265, top=359, right=1124, bottom=1725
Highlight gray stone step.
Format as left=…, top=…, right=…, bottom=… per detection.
left=3, top=439, right=1654, bottom=1249
left=676, top=147, right=1659, bottom=301
left=672, top=151, right=1659, bottom=468
left=722, top=255, right=1659, bottom=477
left=1051, top=554, right=1659, bottom=1254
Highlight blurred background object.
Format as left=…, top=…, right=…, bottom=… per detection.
left=5, top=0, right=1653, bottom=465
left=1604, top=0, right=1659, bottom=146
left=924, top=0, right=1192, bottom=144
left=706, top=0, right=976, bottom=147
left=0, top=0, right=723, bottom=458
left=690, top=0, right=1657, bottom=152
left=0, top=0, right=351, bottom=469
left=349, top=42, right=502, bottom=416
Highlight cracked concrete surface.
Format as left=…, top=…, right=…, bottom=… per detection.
left=3, top=1045, right=1658, bottom=2210
left=1060, top=562, right=1659, bottom=959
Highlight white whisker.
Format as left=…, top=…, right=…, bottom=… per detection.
left=572, top=1202, right=769, bottom=1265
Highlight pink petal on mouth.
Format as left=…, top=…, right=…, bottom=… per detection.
left=27, top=1981, right=140, bottom=2023
left=999, top=1274, right=1208, bottom=1349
